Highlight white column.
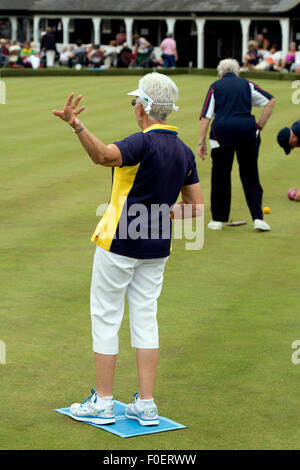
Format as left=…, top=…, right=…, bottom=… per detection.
left=92, top=17, right=101, bottom=45
left=62, top=16, right=70, bottom=45
left=166, top=18, right=176, bottom=35
left=195, top=18, right=206, bottom=69
left=280, top=18, right=290, bottom=56
left=33, top=15, right=41, bottom=48
left=240, top=18, right=251, bottom=62
left=124, top=17, right=133, bottom=48
left=9, top=16, right=17, bottom=41
left=26, top=18, right=31, bottom=41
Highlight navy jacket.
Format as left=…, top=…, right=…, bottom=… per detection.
left=201, top=72, right=274, bottom=147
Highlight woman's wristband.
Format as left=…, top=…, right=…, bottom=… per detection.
left=73, top=123, right=85, bottom=134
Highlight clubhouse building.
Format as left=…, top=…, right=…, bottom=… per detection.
left=0, top=0, right=299, bottom=68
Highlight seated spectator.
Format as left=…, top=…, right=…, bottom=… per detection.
left=256, top=34, right=270, bottom=63
left=117, top=43, right=132, bottom=68
left=103, top=40, right=118, bottom=68
left=254, top=43, right=282, bottom=71
left=160, top=32, right=178, bottom=68
left=242, top=40, right=259, bottom=69
left=8, top=40, right=21, bottom=67
left=133, top=33, right=151, bottom=67
left=0, top=38, right=9, bottom=68
left=291, top=46, right=300, bottom=73
left=87, top=44, right=104, bottom=67
left=280, top=42, right=297, bottom=72
left=86, top=43, right=93, bottom=57
left=20, top=41, right=40, bottom=69
left=58, top=46, right=73, bottom=66
left=116, top=28, right=127, bottom=46
left=69, top=40, right=88, bottom=67
left=148, top=53, right=163, bottom=68
left=256, top=33, right=270, bottom=52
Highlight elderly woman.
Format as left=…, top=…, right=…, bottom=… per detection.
left=53, top=72, right=203, bottom=426
left=242, top=40, right=259, bottom=69
left=280, top=41, right=297, bottom=72
left=198, top=58, right=276, bottom=231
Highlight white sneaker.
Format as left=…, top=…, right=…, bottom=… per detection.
left=70, top=389, right=115, bottom=424
left=253, top=219, right=271, bottom=231
left=125, top=393, right=159, bottom=426
left=208, top=220, right=223, bottom=230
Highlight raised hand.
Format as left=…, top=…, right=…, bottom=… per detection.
left=52, top=93, right=85, bottom=127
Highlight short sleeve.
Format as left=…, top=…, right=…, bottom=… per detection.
left=200, top=84, right=215, bottom=119
left=113, top=132, right=145, bottom=167
left=249, top=81, right=274, bottom=107
left=184, top=152, right=199, bottom=186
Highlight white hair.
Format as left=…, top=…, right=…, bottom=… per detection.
left=217, top=58, right=240, bottom=78
left=137, top=72, right=178, bottom=122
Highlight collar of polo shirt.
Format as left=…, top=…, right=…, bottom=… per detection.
left=143, top=124, right=178, bottom=134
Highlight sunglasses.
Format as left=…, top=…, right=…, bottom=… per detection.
left=131, top=99, right=137, bottom=106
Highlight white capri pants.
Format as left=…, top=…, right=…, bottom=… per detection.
left=90, top=246, right=168, bottom=355
left=46, top=50, right=56, bottom=67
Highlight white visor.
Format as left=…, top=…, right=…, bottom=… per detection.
left=128, top=83, right=178, bottom=114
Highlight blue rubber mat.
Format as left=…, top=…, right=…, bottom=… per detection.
left=54, top=400, right=186, bottom=438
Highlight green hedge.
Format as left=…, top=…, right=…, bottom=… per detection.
left=0, top=66, right=300, bottom=81
left=0, top=67, right=189, bottom=78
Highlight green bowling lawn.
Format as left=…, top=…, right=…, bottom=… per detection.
left=1, top=73, right=300, bottom=450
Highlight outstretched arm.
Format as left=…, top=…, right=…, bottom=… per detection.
left=52, top=93, right=122, bottom=167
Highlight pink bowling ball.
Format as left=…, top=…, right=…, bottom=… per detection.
left=288, top=188, right=297, bottom=200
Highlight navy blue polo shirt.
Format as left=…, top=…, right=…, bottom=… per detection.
left=91, top=124, right=199, bottom=259
left=200, top=72, right=274, bottom=147
left=291, top=120, right=300, bottom=140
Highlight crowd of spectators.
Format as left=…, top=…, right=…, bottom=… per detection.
left=0, top=38, right=41, bottom=69
left=1, top=28, right=300, bottom=73
left=0, top=28, right=178, bottom=70
left=241, top=33, right=300, bottom=73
